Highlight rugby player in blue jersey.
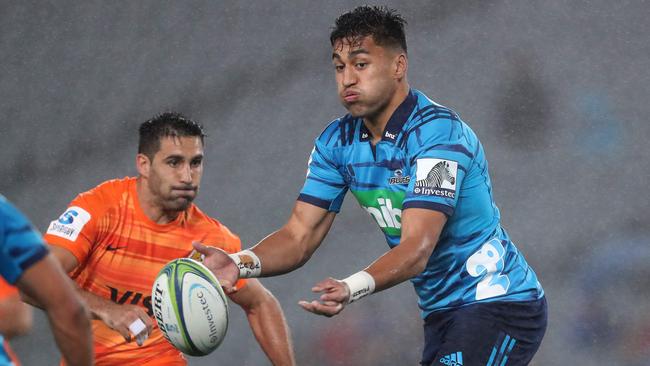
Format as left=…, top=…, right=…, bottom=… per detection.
left=195, top=6, right=547, bottom=365
left=0, top=196, right=93, bottom=366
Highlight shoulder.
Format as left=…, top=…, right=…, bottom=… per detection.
left=67, top=177, right=134, bottom=220
left=400, top=90, right=472, bottom=147
left=76, top=177, right=132, bottom=205
left=188, top=206, right=240, bottom=239
left=0, top=196, right=31, bottom=228
left=315, top=115, right=358, bottom=148
left=187, top=206, right=242, bottom=251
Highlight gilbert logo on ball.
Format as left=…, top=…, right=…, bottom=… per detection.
left=152, top=258, right=229, bottom=356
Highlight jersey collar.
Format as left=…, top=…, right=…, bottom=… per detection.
left=359, top=89, right=417, bottom=144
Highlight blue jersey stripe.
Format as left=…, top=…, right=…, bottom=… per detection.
left=297, top=194, right=331, bottom=210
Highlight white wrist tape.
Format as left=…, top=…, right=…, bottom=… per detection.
left=342, top=271, right=375, bottom=304
left=228, top=250, right=262, bottom=278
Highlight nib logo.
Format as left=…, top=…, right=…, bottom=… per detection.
left=439, top=352, right=463, bottom=366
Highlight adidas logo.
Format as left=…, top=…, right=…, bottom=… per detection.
left=439, top=352, right=463, bottom=366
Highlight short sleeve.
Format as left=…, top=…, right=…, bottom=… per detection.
left=44, top=187, right=107, bottom=265
left=0, top=197, right=48, bottom=284
left=402, top=117, right=475, bottom=216
left=297, top=139, right=348, bottom=212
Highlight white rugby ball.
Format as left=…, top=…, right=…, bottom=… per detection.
left=151, top=258, right=229, bottom=356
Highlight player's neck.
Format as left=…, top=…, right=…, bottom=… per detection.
left=363, top=82, right=410, bottom=144
left=136, top=179, right=180, bottom=225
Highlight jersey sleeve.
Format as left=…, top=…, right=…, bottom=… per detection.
left=0, top=277, right=18, bottom=299
left=297, top=138, right=348, bottom=212
left=402, top=116, right=474, bottom=216
left=0, top=197, right=49, bottom=284
left=44, top=186, right=109, bottom=266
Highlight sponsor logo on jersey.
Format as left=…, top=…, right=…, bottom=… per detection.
left=439, top=352, right=463, bottom=365
left=352, top=190, right=405, bottom=236
left=388, top=169, right=411, bottom=185
left=413, top=158, right=458, bottom=198
left=384, top=131, right=396, bottom=139
left=46, top=206, right=91, bottom=241
left=109, top=285, right=153, bottom=316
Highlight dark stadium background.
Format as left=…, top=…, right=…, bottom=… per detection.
left=2, top=1, right=649, bottom=365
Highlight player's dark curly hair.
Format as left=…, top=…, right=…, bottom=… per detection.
left=330, top=5, right=407, bottom=53
left=138, top=111, right=206, bottom=159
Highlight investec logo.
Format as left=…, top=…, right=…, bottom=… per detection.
left=353, top=190, right=405, bottom=236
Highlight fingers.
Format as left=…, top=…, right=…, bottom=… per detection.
left=115, top=325, right=132, bottom=343
left=298, top=300, right=344, bottom=317
left=103, top=304, right=153, bottom=345
left=135, top=308, right=153, bottom=335
left=192, top=241, right=211, bottom=254
left=311, top=277, right=340, bottom=292
left=311, top=278, right=348, bottom=302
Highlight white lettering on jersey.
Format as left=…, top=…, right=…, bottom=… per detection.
left=362, top=198, right=402, bottom=229
left=46, top=206, right=91, bottom=241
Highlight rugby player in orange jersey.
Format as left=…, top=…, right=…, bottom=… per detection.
left=43, top=112, right=295, bottom=366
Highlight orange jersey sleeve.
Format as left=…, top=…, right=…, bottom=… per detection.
left=44, top=179, right=116, bottom=267
left=1, top=278, right=21, bottom=366
left=0, top=277, right=18, bottom=299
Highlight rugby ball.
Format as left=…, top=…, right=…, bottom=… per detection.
left=151, top=258, right=229, bottom=356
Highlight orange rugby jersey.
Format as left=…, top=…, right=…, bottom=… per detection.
left=44, top=177, right=245, bottom=366
left=0, top=278, right=21, bottom=366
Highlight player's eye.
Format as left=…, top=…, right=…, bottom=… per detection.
left=355, top=62, right=367, bottom=69
left=190, top=159, right=202, bottom=168
left=334, top=64, right=344, bottom=72
left=167, top=159, right=180, bottom=168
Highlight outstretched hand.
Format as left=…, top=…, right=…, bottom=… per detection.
left=298, top=277, right=350, bottom=317
left=97, top=302, right=153, bottom=346
left=191, top=242, right=239, bottom=293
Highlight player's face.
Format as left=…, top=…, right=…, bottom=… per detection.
left=147, top=136, right=204, bottom=212
left=332, top=36, right=401, bottom=119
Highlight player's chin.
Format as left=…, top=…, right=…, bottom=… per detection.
left=167, top=196, right=194, bottom=211
left=343, top=103, right=366, bottom=118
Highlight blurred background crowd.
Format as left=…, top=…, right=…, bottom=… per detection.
left=1, top=1, right=648, bottom=365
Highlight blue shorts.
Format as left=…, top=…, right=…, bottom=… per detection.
left=420, top=297, right=547, bottom=366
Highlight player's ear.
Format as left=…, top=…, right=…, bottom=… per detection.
left=394, top=53, right=407, bottom=80
left=136, top=153, right=151, bottom=178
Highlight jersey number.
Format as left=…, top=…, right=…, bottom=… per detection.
left=465, top=239, right=510, bottom=300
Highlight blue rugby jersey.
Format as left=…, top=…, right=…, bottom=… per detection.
left=298, top=89, right=543, bottom=318
left=0, top=195, right=48, bottom=285
left=0, top=195, right=48, bottom=365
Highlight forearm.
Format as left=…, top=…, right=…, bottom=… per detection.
left=245, top=290, right=295, bottom=366
left=76, top=288, right=114, bottom=320
left=0, top=297, right=32, bottom=338
left=364, top=237, right=434, bottom=292
left=251, top=227, right=315, bottom=277
left=45, top=297, right=94, bottom=366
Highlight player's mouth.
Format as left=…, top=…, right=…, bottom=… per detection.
left=342, top=91, right=360, bottom=103
left=171, top=186, right=197, bottom=197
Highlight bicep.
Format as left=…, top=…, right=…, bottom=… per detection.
left=285, top=201, right=336, bottom=249
left=400, top=208, right=447, bottom=252
left=48, top=244, right=80, bottom=273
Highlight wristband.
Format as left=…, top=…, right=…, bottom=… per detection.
left=228, top=250, right=262, bottom=278
left=342, top=271, right=375, bottom=304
